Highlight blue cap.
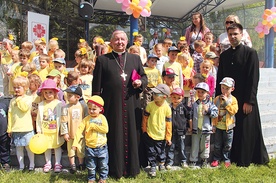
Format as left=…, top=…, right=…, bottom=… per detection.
left=168, top=46, right=180, bottom=53
left=148, top=54, right=159, bottom=60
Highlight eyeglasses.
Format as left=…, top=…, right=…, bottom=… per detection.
left=225, top=21, right=234, bottom=24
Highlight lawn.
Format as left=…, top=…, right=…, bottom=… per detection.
left=1, top=159, right=275, bottom=183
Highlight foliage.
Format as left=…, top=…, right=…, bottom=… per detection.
left=1, top=159, right=276, bottom=183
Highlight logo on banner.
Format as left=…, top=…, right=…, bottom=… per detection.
left=32, top=22, right=46, bottom=38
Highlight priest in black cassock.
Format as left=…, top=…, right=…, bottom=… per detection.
left=92, top=30, right=148, bottom=178
left=216, top=23, right=269, bottom=167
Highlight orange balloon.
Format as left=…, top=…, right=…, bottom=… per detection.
left=136, top=5, right=143, bottom=13
left=267, top=22, right=273, bottom=28
left=130, top=2, right=136, bottom=10
left=274, top=27, right=276, bottom=32
left=258, top=32, right=264, bottom=38
left=264, top=9, right=272, bottom=15
left=133, top=11, right=140, bottom=18
left=263, top=13, right=269, bottom=20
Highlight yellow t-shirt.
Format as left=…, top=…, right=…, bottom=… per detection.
left=144, top=67, right=162, bottom=88
left=144, top=101, right=172, bottom=141
left=38, top=67, right=51, bottom=82
left=163, top=61, right=182, bottom=88
left=73, top=114, right=108, bottom=148
left=80, top=74, right=93, bottom=102
left=7, top=95, right=33, bottom=133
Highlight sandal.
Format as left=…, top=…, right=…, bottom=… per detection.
left=54, top=164, right=62, bottom=173
left=43, top=163, right=52, bottom=173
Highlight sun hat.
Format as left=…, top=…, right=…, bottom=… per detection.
left=46, top=69, right=61, bottom=78
left=205, top=52, right=218, bottom=59
left=194, top=82, right=210, bottom=92
left=162, top=68, right=178, bottom=77
left=38, top=79, right=59, bottom=92
left=87, top=95, right=104, bottom=113
left=219, top=77, right=235, bottom=88
left=171, top=87, right=184, bottom=96
left=168, top=46, right=180, bottom=53
left=151, top=84, right=171, bottom=96
left=65, top=85, right=82, bottom=96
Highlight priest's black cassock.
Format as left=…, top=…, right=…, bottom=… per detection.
left=92, top=51, right=148, bottom=178
left=216, top=44, right=269, bottom=166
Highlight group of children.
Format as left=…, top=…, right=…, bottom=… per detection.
left=0, top=33, right=238, bottom=182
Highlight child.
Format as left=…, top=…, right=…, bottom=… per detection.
left=165, top=88, right=191, bottom=169
left=128, top=45, right=140, bottom=56
left=54, top=49, right=66, bottom=59
left=78, top=38, right=93, bottom=60
left=153, top=43, right=169, bottom=75
left=179, top=44, right=194, bottom=69
left=211, top=77, right=238, bottom=168
left=48, top=38, right=59, bottom=60
left=188, top=73, right=206, bottom=107
left=78, top=59, right=94, bottom=102
left=12, top=49, right=31, bottom=84
left=162, top=38, right=173, bottom=56
left=28, top=74, right=42, bottom=132
left=38, top=54, right=51, bottom=82
left=189, top=82, right=218, bottom=168
left=163, top=46, right=183, bottom=89
left=61, top=86, right=85, bottom=173
left=0, top=97, right=11, bottom=171
left=7, top=76, right=35, bottom=170
left=204, top=51, right=218, bottom=78
left=64, top=71, right=88, bottom=117
left=200, top=60, right=215, bottom=98
left=32, top=40, right=47, bottom=70
left=36, top=79, right=65, bottom=173
left=133, top=34, right=147, bottom=65
left=192, top=40, right=205, bottom=73
left=7, top=49, right=20, bottom=96
left=74, top=48, right=88, bottom=74
left=203, top=32, right=214, bottom=57
left=162, top=68, right=178, bottom=94
left=142, top=54, right=162, bottom=109
left=177, top=53, right=195, bottom=103
left=142, top=84, right=172, bottom=177
left=72, top=95, right=109, bottom=183
left=53, top=58, right=67, bottom=90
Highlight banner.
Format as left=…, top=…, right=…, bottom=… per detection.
left=28, top=11, right=49, bottom=45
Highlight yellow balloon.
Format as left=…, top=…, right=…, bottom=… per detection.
left=29, top=134, right=48, bottom=154
left=262, top=20, right=268, bottom=25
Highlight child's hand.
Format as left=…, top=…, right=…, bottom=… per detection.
left=202, top=104, right=209, bottom=114
left=220, top=94, right=227, bottom=101
left=212, top=127, right=216, bottom=133
left=188, top=128, right=192, bottom=132
left=64, top=134, right=70, bottom=142
left=72, top=146, right=76, bottom=151
left=166, top=140, right=172, bottom=146
left=8, top=133, right=12, bottom=138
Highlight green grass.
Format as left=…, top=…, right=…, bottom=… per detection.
left=1, top=159, right=276, bottom=183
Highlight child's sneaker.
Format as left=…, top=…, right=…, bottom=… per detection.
left=54, top=164, right=62, bottom=173
left=181, top=162, right=189, bottom=168
left=148, top=167, right=156, bottom=177
left=70, top=164, right=77, bottom=174
left=78, top=164, right=86, bottom=171
left=224, top=161, right=231, bottom=168
left=43, top=163, right=52, bottom=173
left=211, top=160, right=219, bottom=167
left=158, top=164, right=165, bottom=171
left=189, top=161, right=200, bottom=169
left=201, top=159, right=209, bottom=168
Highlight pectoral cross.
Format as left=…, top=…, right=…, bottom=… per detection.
left=121, top=72, right=127, bottom=81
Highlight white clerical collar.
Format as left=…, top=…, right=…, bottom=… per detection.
left=113, top=50, right=125, bottom=55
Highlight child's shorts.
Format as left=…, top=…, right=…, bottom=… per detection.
left=67, top=138, right=85, bottom=158
left=12, top=131, right=34, bottom=146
